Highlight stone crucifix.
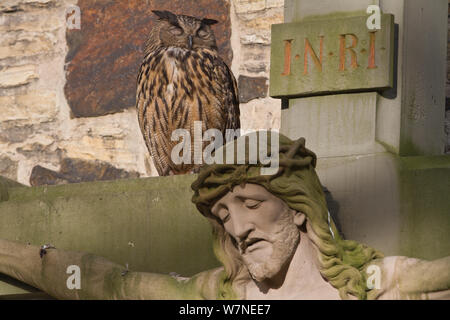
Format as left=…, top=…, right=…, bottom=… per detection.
left=0, top=133, right=449, bottom=299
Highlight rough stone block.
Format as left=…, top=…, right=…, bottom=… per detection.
left=14, top=141, right=61, bottom=173
left=0, top=65, right=38, bottom=88
left=0, top=7, right=64, bottom=32
left=0, top=0, right=57, bottom=13
left=233, top=0, right=266, bottom=14
left=0, top=156, right=18, bottom=182
left=29, top=158, right=140, bottom=186
left=241, top=45, right=271, bottom=75
left=270, top=14, right=395, bottom=98
left=266, top=0, right=285, bottom=9
left=0, top=122, right=34, bottom=143
left=0, top=91, right=57, bottom=123
left=0, top=32, right=56, bottom=60
left=238, top=8, right=284, bottom=45
left=238, top=75, right=268, bottom=103
left=240, top=34, right=271, bottom=45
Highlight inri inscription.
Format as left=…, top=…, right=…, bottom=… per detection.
left=270, top=14, right=394, bottom=98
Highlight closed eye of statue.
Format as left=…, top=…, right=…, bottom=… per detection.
left=244, top=199, right=263, bottom=210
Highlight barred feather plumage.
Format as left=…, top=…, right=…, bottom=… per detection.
left=136, top=11, right=240, bottom=176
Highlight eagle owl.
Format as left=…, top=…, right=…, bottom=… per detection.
left=136, top=10, right=240, bottom=176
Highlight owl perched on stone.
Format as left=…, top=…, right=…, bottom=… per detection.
left=136, top=10, right=240, bottom=176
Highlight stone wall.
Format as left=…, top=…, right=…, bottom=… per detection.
left=0, top=0, right=447, bottom=186
left=0, top=0, right=283, bottom=186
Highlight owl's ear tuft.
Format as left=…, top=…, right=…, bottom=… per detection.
left=202, top=18, right=219, bottom=26
left=152, top=10, right=179, bottom=26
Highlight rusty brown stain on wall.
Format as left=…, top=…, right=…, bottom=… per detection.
left=65, top=0, right=232, bottom=118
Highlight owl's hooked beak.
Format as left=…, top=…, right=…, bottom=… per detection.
left=188, top=35, right=193, bottom=50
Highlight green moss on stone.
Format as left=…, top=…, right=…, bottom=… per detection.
left=397, top=156, right=450, bottom=260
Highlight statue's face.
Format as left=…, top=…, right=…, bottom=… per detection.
left=211, top=183, right=302, bottom=282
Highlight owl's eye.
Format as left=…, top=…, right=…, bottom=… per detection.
left=169, top=26, right=183, bottom=36
left=197, top=28, right=209, bottom=39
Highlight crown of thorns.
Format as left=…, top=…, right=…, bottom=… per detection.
left=191, top=134, right=317, bottom=215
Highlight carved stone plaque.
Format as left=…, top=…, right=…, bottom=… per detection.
left=270, top=14, right=394, bottom=98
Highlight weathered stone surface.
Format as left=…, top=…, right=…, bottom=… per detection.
left=0, top=31, right=57, bottom=60
left=0, top=122, right=34, bottom=143
left=241, top=34, right=271, bottom=46
left=447, top=5, right=450, bottom=110
left=364, top=1, right=449, bottom=156
left=270, top=14, right=395, bottom=98
left=233, top=0, right=266, bottom=14
left=16, top=142, right=61, bottom=164
left=266, top=0, right=285, bottom=9
left=238, top=75, right=268, bottom=103
left=0, top=64, right=38, bottom=88
left=0, top=91, right=57, bottom=122
left=316, top=152, right=450, bottom=259
left=284, top=0, right=378, bottom=23
left=240, top=97, right=281, bottom=132
left=0, top=174, right=219, bottom=296
left=30, top=158, right=140, bottom=186
left=29, top=166, right=64, bottom=186
left=0, top=156, right=18, bottom=181
left=240, top=45, right=272, bottom=75
left=239, top=9, right=284, bottom=46
left=0, top=7, right=64, bottom=32
left=446, top=110, right=450, bottom=154
left=281, top=92, right=381, bottom=158
left=0, top=0, right=57, bottom=13
left=243, top=62, right=267, bottom=73
left=65, top=0, right=232, bottom=118
left=233, top=0, right=284, bottom=15
left=0, top=0, right=283, bottom=186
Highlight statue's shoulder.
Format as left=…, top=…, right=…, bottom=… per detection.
left=366, top=256, right=450, bottom=300
left=177, top=267, right=225, bottom=300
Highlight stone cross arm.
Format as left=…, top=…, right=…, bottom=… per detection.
left=0, top=238, right=221, bottom=300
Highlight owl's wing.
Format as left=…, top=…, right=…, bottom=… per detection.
left=212, top=57, right=241, bottom=132
left=136, top=50, right=173, bottom=176
left=137, top=49, right=241, bottom=176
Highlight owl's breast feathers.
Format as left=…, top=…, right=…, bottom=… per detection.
left=136, top=47, right=240, bottom=175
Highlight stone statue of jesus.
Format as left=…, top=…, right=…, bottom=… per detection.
left=0, top=133, right=449, bottom=299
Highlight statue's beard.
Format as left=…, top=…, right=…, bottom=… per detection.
left=240, top=214, right=300, bottom=283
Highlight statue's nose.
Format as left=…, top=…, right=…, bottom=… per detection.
left=231, top=214, right=254, bottom=243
